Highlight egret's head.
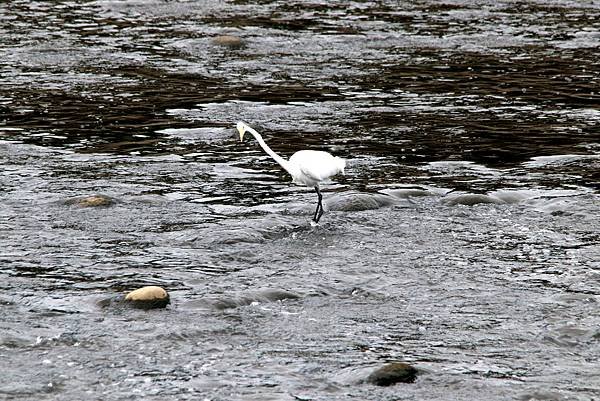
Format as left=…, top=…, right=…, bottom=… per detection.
left=236, top=121, right=247, bottom=141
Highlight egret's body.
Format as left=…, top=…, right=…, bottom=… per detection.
left=237, top=122, right=345, bottom=224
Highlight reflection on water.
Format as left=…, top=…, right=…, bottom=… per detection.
left=0, top=1, right=599, bottom=400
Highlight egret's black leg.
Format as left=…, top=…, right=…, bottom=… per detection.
left=312, top=186, right=320, bottom=222
left=313, top=186, right=324, bottom=223
left=316, top=202, right=324, bottom=223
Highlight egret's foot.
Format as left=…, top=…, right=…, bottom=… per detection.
left=310, top=220, right=319, bottom=227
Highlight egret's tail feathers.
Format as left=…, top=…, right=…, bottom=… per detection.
left=336, top=157, right=346, bottom=175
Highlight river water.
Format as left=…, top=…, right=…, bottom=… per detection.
left=1, top=1, right=599, bottom=400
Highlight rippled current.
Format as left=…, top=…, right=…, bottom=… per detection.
left=1, top=1, right=599, bottom=400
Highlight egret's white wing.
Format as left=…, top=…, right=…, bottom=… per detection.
left=290, top=150, right=345, bottom=182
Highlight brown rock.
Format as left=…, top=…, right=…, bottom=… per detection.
left=367, top=362, right=418, bottom=386
left=64, top=194, right=116, bottom=208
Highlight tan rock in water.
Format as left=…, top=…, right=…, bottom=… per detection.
left=64, top=194, right=116, bottom=208
left=80, top=195, right=114, bottom=207
left=212, top=35, right=245, bottom=48
left=125, top=286, right=170, bottom=309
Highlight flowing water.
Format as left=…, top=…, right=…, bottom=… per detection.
left=1, top=1, right=599, bottom=400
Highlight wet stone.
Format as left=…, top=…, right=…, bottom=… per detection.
left=212, top=35, right=245, bottom=48
left=271, top=71, right=292, bottom=80
left=96, top=296, right=119, bottom=309
left=124, top=286, right=170, bottom=310
left=254, top=289, right=300, bottom=302
left=63, top=194, right=117, bottom=208
left=366, top=362, right=418, bottom=386
left=206, top=289, right=301, bottom=310
left=443, top=193, right=504, bottom=206
left=384, top=188, right=437, bottom=199
left=490, top=190, right=530, bottom=204
left=326, top=193, right=398, bottom=212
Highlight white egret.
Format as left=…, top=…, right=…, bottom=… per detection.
left=237, top=121, right=345, bottom=224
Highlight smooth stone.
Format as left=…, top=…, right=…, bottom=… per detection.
left=382, top=188, right=436, bottom=199
left=518, top=390, right=570, bottom=401
left=367, top=362, right=418, bottom=386
left=212, top=35, right=245, bottom=48
left=124, top=286, right=170, bottom=309
left=443, top=193, right=504, bottom=206
left=325, top=193, right=397, bottom=212
left=64, top=194, right=116, bottom=208
left=207, top=289, right=301, bottom=310
left=489, top=190, right=530, bottom=204
left=252, top=289, right=300, bottom=302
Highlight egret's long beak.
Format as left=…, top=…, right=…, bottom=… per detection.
left=236, top=123, right=246, bottom=141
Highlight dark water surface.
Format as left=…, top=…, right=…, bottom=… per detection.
left=1, top=1, right=599, bottom=400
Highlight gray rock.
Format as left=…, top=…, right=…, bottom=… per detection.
left=208, top=289, right=301, bottom=310
left=383, top=188, right=436, bottom=199
left=325, top=192, right=397, bottom=212
left=443, top=193, right=504, bottom=206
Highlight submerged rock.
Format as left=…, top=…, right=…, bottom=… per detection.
left=489, top=190, right=531, bottom=204
left=63, top=194, right=117, bottom=208
left=253, top=289, right=301, bottom=302
left=443, top=193, right=504, bottom=206
left=383, top=188, right=437, bottom=199
left=325, top=192, right=398, bottom=212
left=208, top=289, right=301, bottom=310
left=124, top=286, right=170, bottom=309
left=366, top=362, right=418, bottom=386
left=212, top=35, right=245, bottom=48
left=271, top=71, right=292, bottom=80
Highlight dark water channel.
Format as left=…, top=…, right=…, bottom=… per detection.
left=1, top=1, right=599, bottom=400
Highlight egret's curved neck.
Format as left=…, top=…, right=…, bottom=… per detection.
left=246, top=126, right=291, bottom=173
